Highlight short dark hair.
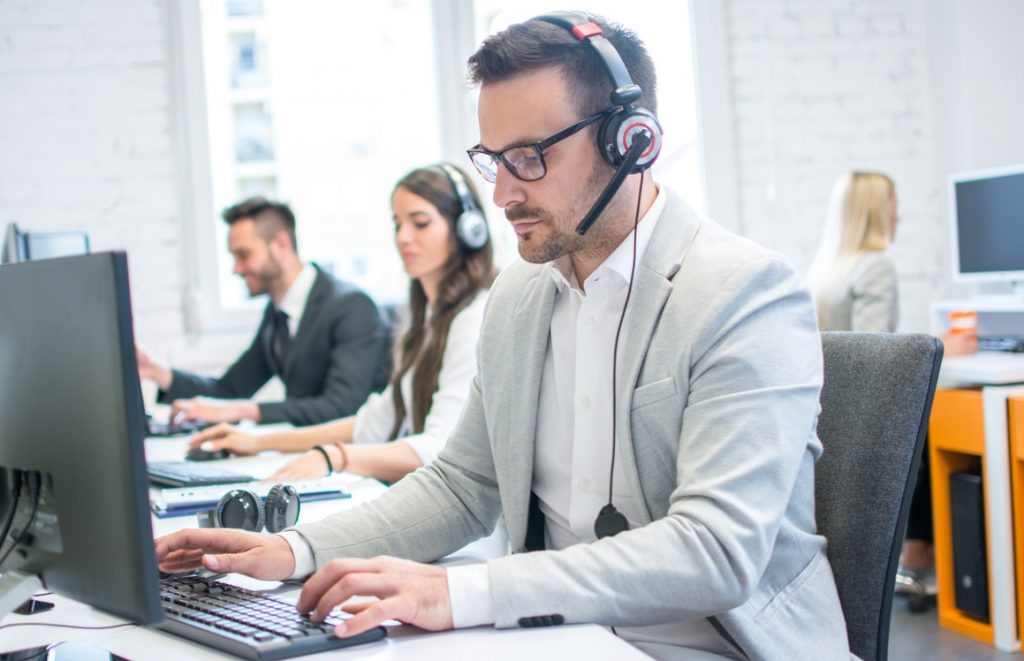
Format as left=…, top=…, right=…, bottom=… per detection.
left=221, top=197, right=298, bottom=253
left=467, top=13, right=658, bottom=119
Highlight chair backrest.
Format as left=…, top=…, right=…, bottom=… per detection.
left=816, top=332, right=943, bottom=661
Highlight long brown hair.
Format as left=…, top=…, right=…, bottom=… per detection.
left=388, top=164, right=496, bottom=439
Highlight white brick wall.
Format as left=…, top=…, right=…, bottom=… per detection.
left=0, top=0, right=187, bottom=347
left=3, top=0, right=1017, bottom=351
left=724, top=0, right=943, bottom=332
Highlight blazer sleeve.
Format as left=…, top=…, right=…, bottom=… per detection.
left=257, top=291, right=390, bottom=425
left=483, top=255, right=825, bottom=628
left=289, top=372, right=504, bottom=564
left=157, top=312, right=275, bottom=403
left=287, top=293, right=503, bottom=564
left=850, top=255, right=899, bottom=332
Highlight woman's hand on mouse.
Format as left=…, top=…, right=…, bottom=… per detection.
left=189, top=423, right=264, bottom=456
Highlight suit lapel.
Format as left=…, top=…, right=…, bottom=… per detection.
left=504, top=270, right=557, bottom=550
left=616, top=191, right=701, bottom=521
left=283, top=268, right=328, bottom=378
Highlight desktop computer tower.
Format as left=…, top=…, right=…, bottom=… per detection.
left=950, top=471, right=989, bottom=622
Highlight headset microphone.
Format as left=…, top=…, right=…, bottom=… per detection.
left=575, top=130, right=652, bottom=236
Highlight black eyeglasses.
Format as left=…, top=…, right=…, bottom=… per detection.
left=467, top=107, right=615, bottom=183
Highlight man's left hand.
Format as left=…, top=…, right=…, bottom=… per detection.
left=171, top=397, right=260, bottom=424
left=296, top=556, right=453, bottom=637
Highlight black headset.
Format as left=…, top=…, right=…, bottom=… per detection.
left=537, top=12, right=663, bottom=175
left=197, top=484, right=300, bottom=534
left=434, top=163, right=489, bottom=251
left=535, top=12, right=663, bottom=539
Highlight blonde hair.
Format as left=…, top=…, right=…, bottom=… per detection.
left=807, top=171, right=896, bottom=326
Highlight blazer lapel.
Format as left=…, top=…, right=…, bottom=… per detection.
left=503, top=270, right=557, bottom=551
left=616, top=191, right=702, bottom=521
left=283, top=268, right=329, bottom=378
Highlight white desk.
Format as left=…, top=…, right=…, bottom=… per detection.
left=0, top=437, right=645, bottom=660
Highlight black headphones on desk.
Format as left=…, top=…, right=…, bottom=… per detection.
left=197, top=485, right=301, bottom=533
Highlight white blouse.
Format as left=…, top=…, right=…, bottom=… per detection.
left=351, top=290, right=488, bottom=465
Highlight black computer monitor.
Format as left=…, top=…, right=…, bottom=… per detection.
left=1, top=223, right=90, bottom=265
left=950, top=164, right=1024, bottom=289
left=0, top=252, right=162, bottom=624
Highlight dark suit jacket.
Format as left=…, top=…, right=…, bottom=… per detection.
left=159, top=267, right=391, bottom=425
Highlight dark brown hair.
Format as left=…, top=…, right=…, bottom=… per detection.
left=388, top=164, right=496, bottom=439
left=222, top=197, right=298, bottom=253
left=467, top=13, right=658, bottom=119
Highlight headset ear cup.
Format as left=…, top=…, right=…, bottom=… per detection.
left=214, top=489, right=264, bottom=532
left=263, top=484, right=301, bottom=533
left=598, top=107, right=662, bottom=172
left=197, top=508, right=217, bottom=528
left=456, top=210, right=489, bottom=251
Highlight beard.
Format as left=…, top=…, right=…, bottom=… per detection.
left=507, top=161, right=628, bottom=265
left=245, top=254, right=284, bottom=297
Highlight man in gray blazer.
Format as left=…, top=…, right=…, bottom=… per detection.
left=138, top=198, right=390, bottom=426
left=156, top=13, right=851, bottom=659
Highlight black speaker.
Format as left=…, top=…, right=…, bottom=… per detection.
left=950, top=471, right=989, bottom=622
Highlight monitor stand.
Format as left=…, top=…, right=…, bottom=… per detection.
left=0, top=569, right=43, bottom=620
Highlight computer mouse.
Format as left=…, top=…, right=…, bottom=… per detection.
left=185, top=447, right=230, bottom=462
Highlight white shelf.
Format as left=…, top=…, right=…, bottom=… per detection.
left=939, top=352, right=1024, bottom=385
left=930, top=298, right=1024, bottom=336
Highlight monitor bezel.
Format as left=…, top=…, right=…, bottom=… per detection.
left=0, top=252, right=162, bottom=625
left=949, top=162, right=1024, bottom=285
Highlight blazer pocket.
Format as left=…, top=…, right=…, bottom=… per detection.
left=631, top=376, right=677, bottom=410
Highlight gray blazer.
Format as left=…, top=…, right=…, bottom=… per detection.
left=294, top=191, right=852, bottom=660
left=816, top=251, right=899, bottom=332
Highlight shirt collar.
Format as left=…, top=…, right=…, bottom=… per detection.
left=547, top=185, right=666, bottom=293
left=277, top=263, right=317, bottom=320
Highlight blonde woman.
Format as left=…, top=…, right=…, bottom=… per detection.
left=807, top=171, right=899, bottom=332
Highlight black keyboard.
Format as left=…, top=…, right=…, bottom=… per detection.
left=158, top=576, right=387, bottom=660
left=148, top=461, right=256, bottom=487
left=978, top=335, right=1024, bottom=353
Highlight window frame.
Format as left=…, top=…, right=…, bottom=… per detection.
left=166, top=0, right=732, bottom=334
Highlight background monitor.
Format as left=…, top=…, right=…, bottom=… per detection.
left=1, top=223, right=90, bottom=264
left=950, top=164, right=1024, bottom=286
left=0, top=252, right=162, bottom=624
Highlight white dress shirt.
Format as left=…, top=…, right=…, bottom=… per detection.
left=351, top=290, right=488, bottom=464
left=446, top=189, right=731, bottom=656
left=276, top=263, right=318, bottom=337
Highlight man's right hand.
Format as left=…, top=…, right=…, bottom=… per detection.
left=155, top=528, right=295, bottom=580
left=188, top=423, right=264, bottom=455
left=136, top=344, right=173, bottom=390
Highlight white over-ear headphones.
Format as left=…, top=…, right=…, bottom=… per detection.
left=435, top=163, right=489, bottom=251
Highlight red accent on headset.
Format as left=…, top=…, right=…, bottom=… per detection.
left=621, top=122, right=656, bottom=158
left=572, top=22, right=603, bottom=40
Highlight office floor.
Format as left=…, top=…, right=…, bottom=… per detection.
left=888, top=596, right=1021, bottom=660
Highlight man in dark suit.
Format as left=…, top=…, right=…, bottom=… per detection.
left=137, top=197, right=390, bottom=426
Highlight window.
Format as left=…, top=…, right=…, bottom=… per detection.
left=171, top=1, right=705, bottom=333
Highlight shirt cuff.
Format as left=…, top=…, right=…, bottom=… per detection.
left=278, top=531, right=316, bottom=580
left=446, top=563, right=495, bottom=628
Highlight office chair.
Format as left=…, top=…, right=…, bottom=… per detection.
left=815, top=332, right=943, bottom=661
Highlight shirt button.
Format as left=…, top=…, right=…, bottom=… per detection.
left=579, top=479, right=590, bottom=492
left=586, top=316, right=595, bottom=327
left=581, top=396, right=591, bottom=409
